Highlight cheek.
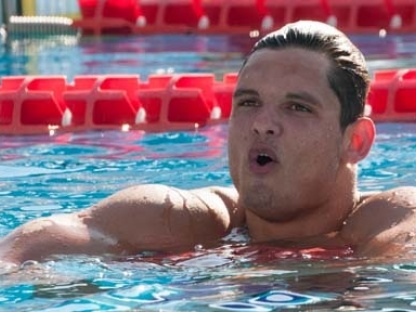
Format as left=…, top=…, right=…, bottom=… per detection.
left=228, top=121, right=248, bottom=187
left=227, top=122, right=238, bottom=156
left=227, top=124, right=239, bottom=164
left=312, top=141, right=340, bottom=168
left=289, top=131, right=342, bottom=168
left=228, top=153, right=241, bottom=190
left=228, top=118, right=248, bottom=149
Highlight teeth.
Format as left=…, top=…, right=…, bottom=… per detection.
left=258, top=153, right=272, bottom=159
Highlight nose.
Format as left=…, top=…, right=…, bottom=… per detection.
left=252, top=108, right=281, bottom=137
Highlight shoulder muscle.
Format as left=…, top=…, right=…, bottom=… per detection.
left=82, top=184, right=242, bottom=252
left=340, top=186, right=416, bottom=256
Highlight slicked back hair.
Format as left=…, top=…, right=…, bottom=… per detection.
left=242, top=21, right=370, bottom=130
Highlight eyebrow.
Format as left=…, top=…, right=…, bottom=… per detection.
left=233, top=88, right=259, bottom=98
left=285, top=92, right=322, bottom=107
left=233, top=89, right=322, bottom=108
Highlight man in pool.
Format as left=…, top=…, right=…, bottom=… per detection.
left=1, top=21, right=416, bottom=264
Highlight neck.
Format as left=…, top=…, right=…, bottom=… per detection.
left=246, top=168, right=360, bottom=243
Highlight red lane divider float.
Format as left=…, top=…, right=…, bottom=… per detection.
left=0, top=71, right=414, bottom=135
left=0, top=73, right=237, bottom=135
left=367, top=69, right=416, bottom=122
left=74, top=0, right=416, bottom=36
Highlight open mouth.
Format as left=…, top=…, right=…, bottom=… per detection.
left=249, top=148, right=278, bottom=173
left=256, top=153, right=274, bottom=166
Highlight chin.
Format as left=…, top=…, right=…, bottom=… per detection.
left=246, top=205, right=297, bottom=223
left=239, top=185, right=300, bottom=222
left=239, top=185, right=274, bottom=211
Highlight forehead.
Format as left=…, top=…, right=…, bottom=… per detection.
left=237, top=48, right=338, bottom=103
left=240, top=48, right=331, bottom=83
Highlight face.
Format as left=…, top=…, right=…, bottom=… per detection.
left=228, top=48, right=350, bottom=222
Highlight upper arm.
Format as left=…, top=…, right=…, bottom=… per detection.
left=0, top=184, right=242, bottom=264
left=82, top=184, right=243, bottom=252
left=339, top=186, right=416, bottom=257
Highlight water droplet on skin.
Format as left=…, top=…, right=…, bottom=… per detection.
left=20, top=260, right=39, bottom=268
left=353, top=286, right=369, bottom=291
left=194, top=244, right=204, bottom=251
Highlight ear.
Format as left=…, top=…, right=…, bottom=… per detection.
left=343, top=117, right=376, bottom=164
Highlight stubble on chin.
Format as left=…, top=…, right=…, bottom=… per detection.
left=239, top=183, right=276, bottom=218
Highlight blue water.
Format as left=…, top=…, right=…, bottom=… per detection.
left=0, top=34, right=249, bottom=80
left=0, top=33, right=416, bottom=311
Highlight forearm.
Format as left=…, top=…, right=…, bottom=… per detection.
left=0, top=214, right=116, bottom=264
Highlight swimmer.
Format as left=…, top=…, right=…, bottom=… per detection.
left=1, top=21, right=415, bottom=264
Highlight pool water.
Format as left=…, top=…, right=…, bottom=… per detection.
left=1, top=34, right=249, bottom=80
left=0, top=33, right=416, bottom=311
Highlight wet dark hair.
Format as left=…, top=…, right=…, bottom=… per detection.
left=243, top=21, right=370, bottom=130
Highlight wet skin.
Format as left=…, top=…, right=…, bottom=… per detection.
left=229, top=48, right=360, bottom=240
left=0, top=48, right=415, bottom=265
left=228, top=48, right=416, bottom=256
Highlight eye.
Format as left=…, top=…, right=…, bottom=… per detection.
left=288, top=102, right=312, bottom=113
left=235, top=99, right=259, bottom=107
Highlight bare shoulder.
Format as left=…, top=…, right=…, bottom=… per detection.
left=340, top=186, right=416, bottom=257
left=82, top=184, right=244, bottom=251
left=86, top=184, right=238, bottom=207
left=359, top=186, right=416, bottom=204
left=0, top=184, right=243, bottom=264
left=86, top=184, right=241, bottom=223
left=191, top=186, right=243, bottom=223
